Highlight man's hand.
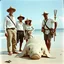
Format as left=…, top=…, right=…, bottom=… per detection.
left=54, top=28, right=56, bottom=33
left=41, top=29, right=44, bottom=32
left=41, top=27, right=45, bottom=32
left=5, top=33, right=8, bottom=37
left=41, top=27, right=45, bottom=33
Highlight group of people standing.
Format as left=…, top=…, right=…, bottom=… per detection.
left=4, top=6, right=34, bottom=55
left=4, top=6, right=57, bottom=55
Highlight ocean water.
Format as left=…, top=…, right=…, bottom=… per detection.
left=0, top=29, right=64, bottom=51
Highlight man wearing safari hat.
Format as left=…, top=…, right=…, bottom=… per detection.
left=4, top=6, right=18, bottom=55
left=16, top=15, right=25, bottom=51
left=41, top=11, right=57, bottom=52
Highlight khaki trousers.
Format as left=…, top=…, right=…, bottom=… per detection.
left=7, top=29, right=17, bottom=52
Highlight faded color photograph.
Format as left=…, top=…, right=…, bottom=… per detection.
left=0, top=0, right=64, bottom=64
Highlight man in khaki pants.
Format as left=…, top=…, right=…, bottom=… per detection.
left=4, top=6, right=18, bottom=55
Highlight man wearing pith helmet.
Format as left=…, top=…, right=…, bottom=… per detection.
left=4, top=6, right=18, bottom=55
left=41, top=11, right=57, bottom=52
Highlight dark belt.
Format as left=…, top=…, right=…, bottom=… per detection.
left=6, top=28, right=15, bottom=30
left=45, top=29, right=49, bottom=30
left=17, top=30, right=24, bottom=32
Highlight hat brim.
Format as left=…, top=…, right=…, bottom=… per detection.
left=7, top=8, right=16, bottom=12
left=42, top=13, right=48, bottom=15
left=25, top=20, right=32, bottom=22
left=17, top=16, right=25, bottom=20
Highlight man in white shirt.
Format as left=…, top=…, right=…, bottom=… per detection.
left=16, top=15, right=25, bottom=51
left=41, top=11, right=57, bottom=52
left=4, top=6, right=18, bottom=55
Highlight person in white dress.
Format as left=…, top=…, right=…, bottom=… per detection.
left=24, top=18, right=34, bottom=42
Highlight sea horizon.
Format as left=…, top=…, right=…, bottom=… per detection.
left=0, top=28, right=64, bottom=33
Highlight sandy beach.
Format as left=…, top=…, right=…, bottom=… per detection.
left=0, top=48, right=64, bottom=64
left=0, top=30, right=64, bottom=64
left=0, top=0, right=64, bottom=63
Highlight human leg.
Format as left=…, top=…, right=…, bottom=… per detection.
left=19, top=31, right=24, bottom=51
left=7, top=29, right=13, bottom=55
left=12, top=29, right=18, bottom=54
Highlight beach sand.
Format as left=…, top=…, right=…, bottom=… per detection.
left=0, top=48, right=64, bottom=64
left=0, top=32, right=64, bottom=64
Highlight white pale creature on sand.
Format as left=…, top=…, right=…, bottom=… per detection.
left=16, top=37, right=52, bottom=60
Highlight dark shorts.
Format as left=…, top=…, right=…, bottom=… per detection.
left=17, top=31, right=24, bottom=43
left=44, top=33, right=52, bottom=41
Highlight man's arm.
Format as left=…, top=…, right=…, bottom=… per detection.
left=54, top=22, right=57, bottom=32
left=41, top=20, right=45, bottom=32
left=41, top=27, right=45, bottom=32
left=4, top=17, right=8, bottom=37
left=51, top=19, right=57, bottom=32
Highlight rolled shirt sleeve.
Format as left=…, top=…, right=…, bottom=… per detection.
left=51, top=19, right=56, bottom=23
left=23, top=23, right=26, bottom=36
left=51, top=19, right=57, bottom=29
left=42, top=20, right=45, bottom=28
left=4, top=17, right=7, bottom=34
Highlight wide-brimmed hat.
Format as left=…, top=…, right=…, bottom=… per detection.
left=25, top=18, right=32, bottom=22
left=17, top=15, right=25, bottom=20
left=42, top=11, right=48, bottom=15
left=7, top=6, right=16, bottom=12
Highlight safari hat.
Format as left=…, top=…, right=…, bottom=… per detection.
left=42, top=11, right=48, bottom=15
left=17, top=15, right=25, bottom=20
left=25, top=18, right=32, bottom=22
left=7, top=6, right=16, bottom=12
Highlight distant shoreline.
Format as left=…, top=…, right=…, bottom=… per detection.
left=0, top=28, right=64, bottom=33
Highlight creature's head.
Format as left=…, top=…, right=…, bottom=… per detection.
left=26, top=44, right=44, bottom=60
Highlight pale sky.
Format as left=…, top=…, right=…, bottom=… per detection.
left=0, top=0, right=64, bottom=30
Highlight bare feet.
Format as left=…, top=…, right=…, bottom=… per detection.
left=13, top=51, right=18, bottom=54
left=8, top=52, right=12, bottom=55
left=19, top=50, right=23, bottom=52
left=5, top=33, right=8, bottom=37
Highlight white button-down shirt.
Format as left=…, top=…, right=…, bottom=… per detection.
left=42, top=18, right=55, bottom=34
left=4, top=15, right=16, bottom=33
left=16, top=21, right=24, bottom=31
